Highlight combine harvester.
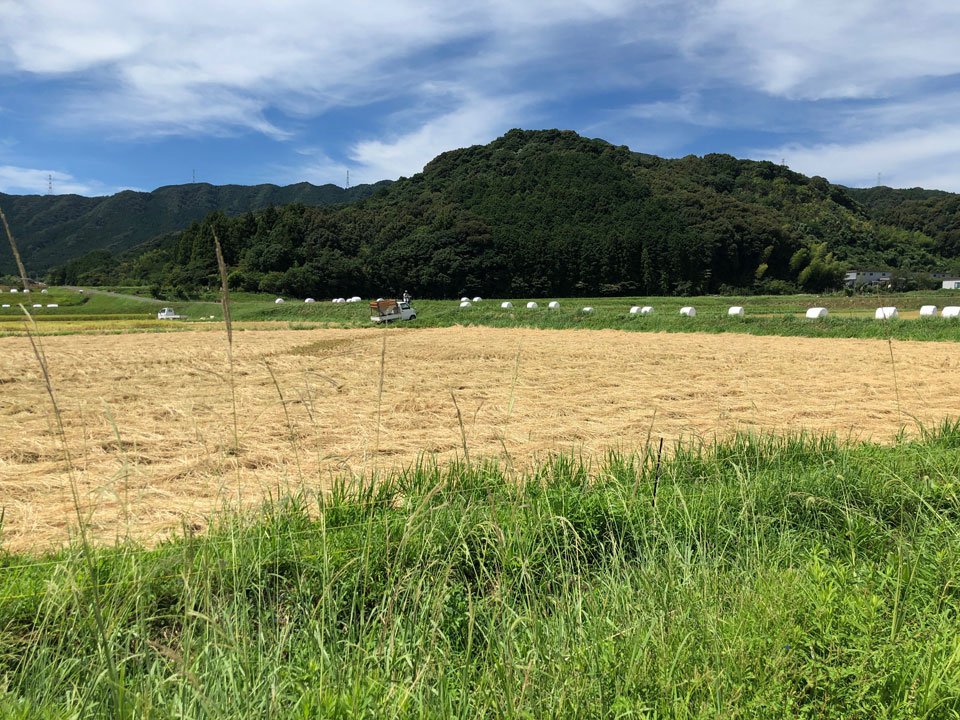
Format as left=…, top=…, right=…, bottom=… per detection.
left=370, top=299, right=417, bottom=324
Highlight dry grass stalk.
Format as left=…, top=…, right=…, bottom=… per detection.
left=0, top=206, right=30, bottom=291
left=212, top=230, right=239, bottom=461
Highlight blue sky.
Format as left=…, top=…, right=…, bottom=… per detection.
left=2, top=0, right=960, bottom=196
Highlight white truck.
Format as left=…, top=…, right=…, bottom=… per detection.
left=157, top=307, right=187, bottom=320
left=370, top=299, right=417, bottom=323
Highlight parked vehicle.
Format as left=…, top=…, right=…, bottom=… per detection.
left=370, top=299, right=417, bottom=323
left=157, top=307, right=187, bottom=320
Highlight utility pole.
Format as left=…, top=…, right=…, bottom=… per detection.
left=47, top=174, right=53, bottom=195
left=192, top=169, right=196, bottom=184
left=346, top=169, right=350, bottom=188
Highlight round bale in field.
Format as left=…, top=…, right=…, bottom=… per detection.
left=32, top=303, right=41, bottom=308
left=46, top=303, right=58, bottom=308
left=728, top=306, right=744, bottom=316
left=942, top=306, right=960, bottom=318
left=459, top=301, right=472, bottom=307
left=275, top=298, right=285, bottom=304
left=41, top=289, right=48, bottom=294
left=473, top=296, right=482, bottom=302
left=641, top=306, right=654, bottom=314
left=680, top=306, right=696, bottom=317
left=501, top=301, right=513, bottom=309
left=919, top=305, right=938, bottom=317
left=875, top=306, right=898, bottom=320
left=805, top=307, right=828, bottom=319
left=10, top=289, right=17, bottom=293
left=582, top=306, right=594, bottom=313
left=548, top=301, right=560, bottom=309
left=304, top=298, right=316, bottom=303
left=526, top=301, right=538, bottom=309
left=2, top=304, right=9, bottom=308
left=461, top=296, right=470, bottom=302
left=629, top=306, right=642, bottom=314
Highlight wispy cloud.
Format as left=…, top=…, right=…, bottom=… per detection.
left=682, top=0, right=960, bottom=100
left=0, top=165, right=123, bottom=196
left=4, top=0, right=960, bottom=191
left=759, top=125, right=960, bottom=191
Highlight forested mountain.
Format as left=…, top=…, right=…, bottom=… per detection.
left=40, top=130, right=960, bottom=297
left=0, top=180, right=389, bottom=275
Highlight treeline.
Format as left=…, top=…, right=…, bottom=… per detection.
left=49, top=130, right=960, bottom=298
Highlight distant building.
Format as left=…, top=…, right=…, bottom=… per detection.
left=942, top=278, right=960, bottom=290
left=845, top=270, right=892, bottom=288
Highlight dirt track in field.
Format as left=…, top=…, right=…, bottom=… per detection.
left=1, top=326, right=958, bottom=550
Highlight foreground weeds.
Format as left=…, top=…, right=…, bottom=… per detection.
left=1, top=425, right=960, bottom=718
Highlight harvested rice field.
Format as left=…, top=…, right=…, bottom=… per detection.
left=1, top=325, right=959, bottom=551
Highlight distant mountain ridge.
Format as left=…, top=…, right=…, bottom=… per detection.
left=0, top=180, right=390, bottom=274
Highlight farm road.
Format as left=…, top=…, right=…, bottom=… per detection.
left=63, top=286, right=166, bottom=303
left=64, top=286, right=217, bottom=306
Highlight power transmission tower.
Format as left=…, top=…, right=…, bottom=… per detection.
left=47, top=174, right=52, bottom=195
left=346, top=170, right=350, bottom=188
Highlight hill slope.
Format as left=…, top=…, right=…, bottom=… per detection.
left=0, top=180, right=389, bottom=274
left=844, top=186, right=960, bottom=259
left=146, top=129, right=957, bottom=299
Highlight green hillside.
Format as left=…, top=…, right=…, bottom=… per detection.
left=140, top=129, right=958, bottom=299
left=844, top=186, right=960, bottom=258
left=0, top=180, right=390, bottom=274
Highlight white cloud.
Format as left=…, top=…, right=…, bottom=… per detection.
left=0, top=0, right=633, bottom=139
left=683, top=0, right=960, bottom=100
left=759, top=125, right=960, bottom=191
left=291, top=90, right=535, bottom=185
left=350, top=92, right=535, bottom=182
left=0, top=165, right=121, bottom=195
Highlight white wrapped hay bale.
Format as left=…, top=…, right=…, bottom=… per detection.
left=942, top=306, right=960, bottom=318
left=459, top=301, right=472, bottom=307
left=1, top=304, right=9, bottom=308
left=582, top=306, right=594, bottom=313
left=805, top=307, right=828, bottom=319
left=46, top=304, right=58, bottom=308
left=32, top=303, right=42, bottom=308
left=41, top=289, right=48, bottom=294
left=549, top=301, right=560, bottom=309
left=641, top=306, right=654, bottom=314
left=629, top=306, right=641, bottom=314
left=275, top=298, right=285, bottom=304
left=473, top=296, right=482, bottom=302
left=10, top=288, right=17, bottom=293
left=526, top=301, right=538, bottom=309
left=501, top=301, right=513, bottom=309
left=679, top=306, right=696, bottom=317
left=727, top=306, right=744, bottom=316
left=304, top=298, right=316, bottom=303
left=460, top=296, right=470, bottom=302
left=919, top=305, right=938, bottom=317
left=875, top=306, right=898, bottom=320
